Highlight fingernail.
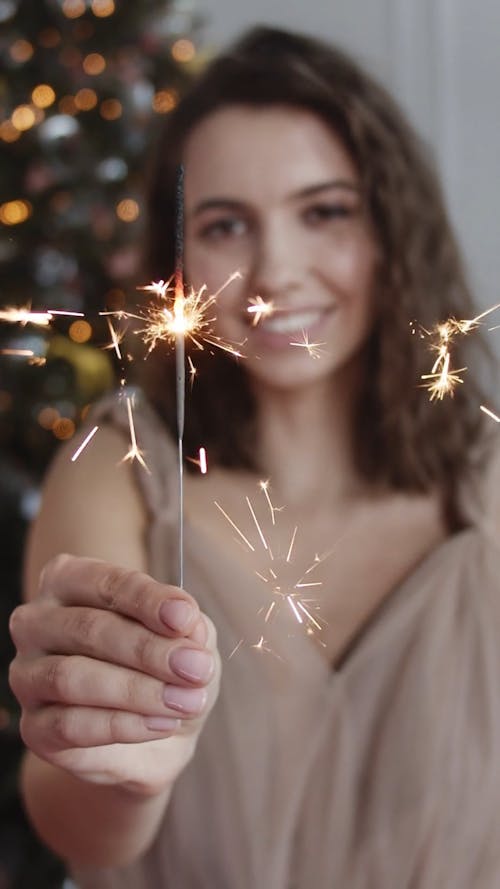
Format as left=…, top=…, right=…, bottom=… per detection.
left=170, top=648, right=214, bottom=682
left=160, top=599, right=194, bottom=632
left=163, top=685, right=207, bottom=714
left=144, top=716, right=181, bottom=732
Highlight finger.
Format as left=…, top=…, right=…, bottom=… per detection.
left=20, top=705, right=183, bottom=751
left=39, top=554, right=200, bottom=637
left=12, top=605, right=215, bottom=686
left=11, top=654, right=209, bottom=719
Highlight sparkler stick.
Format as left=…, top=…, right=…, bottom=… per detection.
left=175, top=165, right=186, bottom=589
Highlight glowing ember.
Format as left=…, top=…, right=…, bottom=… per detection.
left=420, top=302, right=500, bottom=400
left=289, top=330, right=327, bottom=359
left=71, top=425, right=99, bottom=461
left=215, top=482, right=327, bottom=643
left=0, top=305, right=85, bottom=326
left=134, top=272, right=244, bottom=358
left=247, top=296, right=274, bottom=326
left=120, top=395, right=150, bottom=472
left=480, top=405, right=500, bottom=423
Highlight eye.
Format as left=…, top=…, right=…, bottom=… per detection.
left=198, top=216, right=249, bottom=241
left=303, top=203, right=357, bottom=225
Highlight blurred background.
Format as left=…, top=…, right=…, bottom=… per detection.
left=0, top=1, right=499, bottom=886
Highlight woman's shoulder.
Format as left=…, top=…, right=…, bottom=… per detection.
left=460, top=424, right=500, bottom=538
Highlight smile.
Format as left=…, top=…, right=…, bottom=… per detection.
left=258, top=308, right=332, bottom=334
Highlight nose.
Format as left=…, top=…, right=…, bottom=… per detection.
left=249, top=219, right=301, bottom=299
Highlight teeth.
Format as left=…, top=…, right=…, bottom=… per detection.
left=261, top=310, right=323, bottom=333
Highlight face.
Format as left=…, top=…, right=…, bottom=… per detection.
left=183, top=105, right=379, bottom=393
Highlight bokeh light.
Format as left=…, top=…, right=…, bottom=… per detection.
left=100, top=98, right=122, bottom=120
left=11, top=104, right=36, bottom=131
left=91, top=0, right=115, bottom=17
left=52, top=417, right=76, bottom=440
left=0, top=120, right=20, bottom=142
left=69, top=320, right=92, bottom=343
left=38, top=406, right=60, bottom=430
left=116, top=199, right=140, bottom=222
left=32, top=84, right=56, bottom=109
left=0, top=200, right=32, bottom=225
left=83, top=52, right=106, bottom=75
left=62, top=0, right=86, bottom=19
left=9, top=39, right=33, bottom=63
left=74, top=88, right=98, bottom=111
left=58, top=95, right=78, bottom=115
left=171, top=39, right=195, bottom=63
left=152, top=89, right=177, bottom=113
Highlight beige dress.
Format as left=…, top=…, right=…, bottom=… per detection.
left=73, top=392, right=500, bottom=889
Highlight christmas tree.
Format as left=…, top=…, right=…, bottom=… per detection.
left=0, top=1, right=205, bottom=885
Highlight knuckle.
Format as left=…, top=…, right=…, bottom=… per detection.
left=8, top=658, right=23, bottom=700
left=39, top=553, right=72, bottom=592
left=19, top=711, right=36, bottom=750
left=108, top=709, right=125, bottom=744
left=9, top=604, right=30, bottom=647
left=70, top=609, right=100, bottom=649
left=44, top=657, right=72, bottom=701
left=97, top=566, right=131, bottom=610
left=51, top=708, right=79, bottom=747
left=132, top=630, right=156, bottom=672
left=124, top=671, right=142, bottom=708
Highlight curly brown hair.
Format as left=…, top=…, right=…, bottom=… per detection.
left=139, top=25, right=493, bottom=527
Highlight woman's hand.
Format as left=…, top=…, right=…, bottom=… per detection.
left=9, top=554, right=221, bottom=797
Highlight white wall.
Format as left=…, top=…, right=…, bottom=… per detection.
left=197, top=0, right=500, bottom=325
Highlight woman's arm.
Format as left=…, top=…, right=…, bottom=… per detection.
left=10, top=425, right=220, bottom=867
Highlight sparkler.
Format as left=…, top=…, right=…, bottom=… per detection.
left=174, top=164, right=186, bottom=589
left=214, top=482, right=327, bottom=649
left=133, top=272, right=243, bottom=358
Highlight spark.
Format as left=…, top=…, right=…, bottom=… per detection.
left=135, top=271, right=244, bottom=359
left=0, top=348, right=34, bottom=356
left=199, top=446, right=207, bottom=474
left=120, top=395, right=150, bottom=472
left=71, top=425, right=99, bottom=462
left=247, top=296, right=274, bottom=326
left=419, top=302, right=500, bottom=400
left=187, top=446, right=208, bottom=474
left=480, top=405, right=500, bottom=423
left=0, top=307, right=52, bottom=326
left=421, top=352, right=467, bottom=401
left=289, top=330, right=327, bottom=359
left=187, top=354, right=197, bottom=386
left=104, top=317, right=125, bottom=360
left=259, top=479, right=281, bottom=525
left=0, top=305, right=85, bottom=326
left=215, top=483, right=327, bottom=643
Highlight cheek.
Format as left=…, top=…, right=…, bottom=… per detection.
left=318, top=235, right=377, bottom=297
left=185, top=242, right=245, bottom=294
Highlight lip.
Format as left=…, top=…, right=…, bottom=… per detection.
left=248, top=305, right=335, bottom=350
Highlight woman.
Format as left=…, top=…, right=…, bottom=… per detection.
left=9, top=26, right=500, bottom=888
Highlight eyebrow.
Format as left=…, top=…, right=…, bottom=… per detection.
left=190, top=179, right=362, bottom=217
